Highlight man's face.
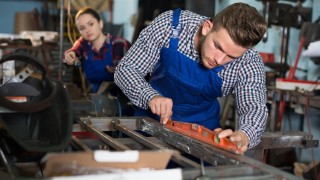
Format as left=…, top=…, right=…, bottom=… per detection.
left=200, top=27, right=248, bottom=69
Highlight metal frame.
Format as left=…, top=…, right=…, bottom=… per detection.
left=1, top=116, right=315, bottom=179
left=73, top=116, right=311, bottom=179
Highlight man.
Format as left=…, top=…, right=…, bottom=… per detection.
left=115, top=3, right=268, bottom=153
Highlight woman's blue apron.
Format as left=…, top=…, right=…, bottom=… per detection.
left=135, top=9, right=223, bottom=130
left=83, top=39, right=113, bottom=92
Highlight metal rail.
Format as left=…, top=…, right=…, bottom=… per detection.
left=77, top=118, right=131, bottom=151
left=75, top=117, right=308, bottom=179
left=111, top=119, right=200, bottom=168
left=139, top=117, right=302, bottom=180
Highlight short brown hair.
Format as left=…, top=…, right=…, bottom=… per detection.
left=212, top=3, right=267, bottom=48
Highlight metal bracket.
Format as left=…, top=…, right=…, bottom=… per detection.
left=5, top=64, right=34, bottom=83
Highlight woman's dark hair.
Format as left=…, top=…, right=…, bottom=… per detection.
left=75, top=7, right=101, bottom=21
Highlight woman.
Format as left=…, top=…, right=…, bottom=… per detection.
left=64, top=7, right=130, bottom=93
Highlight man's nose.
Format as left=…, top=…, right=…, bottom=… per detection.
left=215, top=53, right=227, bottom=65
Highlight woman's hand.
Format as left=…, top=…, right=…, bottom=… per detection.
left=63, top=51, right=77, bottom=65
left=106, top=65, right=115, bottom=73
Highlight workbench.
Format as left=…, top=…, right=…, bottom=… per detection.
left=267, top=87, right=320, bottom=131
left=71, top=116, right=315, bottom=179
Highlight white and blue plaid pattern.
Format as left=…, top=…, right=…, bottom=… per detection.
left=115, top=9, right=268, bottom=148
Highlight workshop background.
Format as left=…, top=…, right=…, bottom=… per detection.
left=0, top=0, right=319, bottom=179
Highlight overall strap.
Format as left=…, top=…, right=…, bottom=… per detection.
left=106, top=35, right=113, bottom=49
left=213, top=65, right=224, bottom=73
left=169, top=8, right=182, bottom=49
left=84, top=42, right=94, bottom=62
left=84, top=35, right=113, bottom=62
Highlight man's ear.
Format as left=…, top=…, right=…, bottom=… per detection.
left=201, top=19, right=213, bottom=36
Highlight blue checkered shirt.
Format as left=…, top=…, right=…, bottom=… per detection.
left=115, top=9, right=268, bottom=148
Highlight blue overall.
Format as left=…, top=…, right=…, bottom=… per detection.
left=135, top=9, right=224, bottom=130
left=83, top=39, right=113, bottom=92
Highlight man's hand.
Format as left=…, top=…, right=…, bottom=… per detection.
left=148, top=95, right=173, bottom=124
left=214, top=128, right=250, bottom=153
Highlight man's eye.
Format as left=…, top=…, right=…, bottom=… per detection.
left=214, top=42, right=220, bottom=49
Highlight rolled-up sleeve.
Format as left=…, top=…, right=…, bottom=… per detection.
left=234, top=54, right=268, bottom=148
left=114, top=11, right=172, bottom=109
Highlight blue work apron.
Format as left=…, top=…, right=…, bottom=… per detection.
left=135, top=9, right=224, bottom=130
left=83, top=39, right=113, bottom=92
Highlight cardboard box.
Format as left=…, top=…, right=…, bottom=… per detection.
left=49, top=169, right=182, bottom=180
left=42, top=150, right=178, bottom=178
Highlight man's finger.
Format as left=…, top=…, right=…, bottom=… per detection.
left=240, top=144, right=248, bottom=152
left=230, top=135, right=241, bottom=142
left=160, top=105, right=169, bottom=124
left=217, top=129, right=233, bottom=138
left=150, top=104, right=156, bottom=114
left=160, top=103, right=166, bottom=119
left=213, top=128, right=222, bottom=133
left=164, top=101, right=172, bottom=124
left=161, top=116, right=169, bottom=124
